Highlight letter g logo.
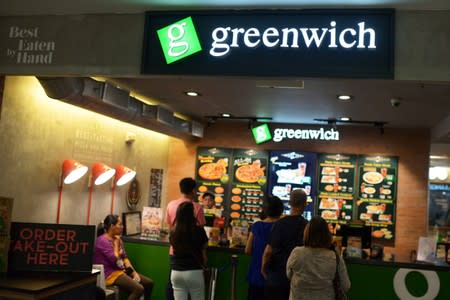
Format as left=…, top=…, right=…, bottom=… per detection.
left=168, top=22, right=189, bottom=57
left=157, top=16, right=202, bottom=64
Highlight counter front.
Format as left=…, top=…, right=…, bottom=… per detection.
left=123, top=236, right=450, bottom=300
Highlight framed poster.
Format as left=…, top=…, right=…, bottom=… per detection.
left=122, top=211, right=142, bottom=236
left=317, top=153, right=357, bottom=224
left=356, top=155, right=398, bottom=246
left=195, top=147, right=233, bottom=212
left=268, top=150, right=317, bottom=220
left=229, top=148, right=269, bottom=223
left=141, top=207, right=162, bottom=238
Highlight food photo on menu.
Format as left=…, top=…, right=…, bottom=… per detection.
left=229, top=149, right=268, bottom=223
left=268, top=151, right=317, bottom=220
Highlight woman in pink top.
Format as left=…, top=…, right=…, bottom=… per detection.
left=94, top=214, right=154, bottom=300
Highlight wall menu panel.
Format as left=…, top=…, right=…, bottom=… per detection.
left=195, top=147, right=233, bottom=213
left=356, top=155, right=398, bottom=245
left=229, top=149, right=269, bottom=223
left=268, top=151, right=317, bottom=220
left=317, top=153, right=357, bottom=224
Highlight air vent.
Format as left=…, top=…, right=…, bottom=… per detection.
left=191, top=121, right=204, bottom=138
left=173, top=117, right=190, bottom=133
left=157, top=106, right=174, bottom=126
left=142, top=104, right=157, bottom=119
left=102, top=82, right=130, bottom=110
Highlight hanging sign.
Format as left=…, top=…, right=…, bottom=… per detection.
left=142, top=9, right=395, bottom=78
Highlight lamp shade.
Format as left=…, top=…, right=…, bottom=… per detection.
left=115, top=165, right=136, bottom=187
left=62, top=159, right=88, bottom=184
left=92, top=163, right=116, bottom=185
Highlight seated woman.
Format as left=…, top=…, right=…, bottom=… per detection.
left=286, top=216, right=351, bottom=300
left=94, top=214, right=154, bottom=300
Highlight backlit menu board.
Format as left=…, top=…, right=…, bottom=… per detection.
left=356, top=155, right=398, bottom=244
left=268, top=151, right=317, bottom=220
left=229, top=149, right=269, bottom=223
left=317, top=154, right=357, bottom=224
left=195, top=147, right=233, bottom=211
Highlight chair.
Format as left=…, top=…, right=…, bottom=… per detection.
left=92, top=264, right=119, bottom=300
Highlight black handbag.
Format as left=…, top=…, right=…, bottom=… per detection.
left=333, top=250, right=348, bottom=300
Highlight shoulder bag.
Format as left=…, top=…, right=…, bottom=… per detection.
left=333, top=250, right=348, bottom=300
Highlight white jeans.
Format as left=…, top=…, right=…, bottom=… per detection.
left=171, top=269, right=204, bottom=300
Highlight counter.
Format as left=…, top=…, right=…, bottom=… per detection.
left=123, top=235, right=250, bottom=300
left=0, top=271, right=98, bottom=300
left=123, top=236, right=450, bottom=300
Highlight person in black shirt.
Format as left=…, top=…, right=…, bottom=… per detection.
left=169, top=202, right=208, bottom=300
left=261, top=189, right=308, bottom=300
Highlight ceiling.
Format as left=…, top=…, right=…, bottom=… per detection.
left=1, top=0, right=450, bottom=165
left=2, top=0, right=450, bottom=15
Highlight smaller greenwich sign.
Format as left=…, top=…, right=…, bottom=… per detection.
left=252, top=124, right=340, bottom=144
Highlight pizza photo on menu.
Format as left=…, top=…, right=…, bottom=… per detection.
left=235, top=160, right=265, bottom=183
left=198, top=158, right=228, bottom=180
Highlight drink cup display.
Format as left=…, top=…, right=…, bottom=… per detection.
left=297, top=162, right=307, bottom=177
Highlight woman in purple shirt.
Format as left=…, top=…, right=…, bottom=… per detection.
left=94, top=214, right=153, bottom=300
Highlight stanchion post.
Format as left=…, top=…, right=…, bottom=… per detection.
left=230, top=255, right=238, bottom=300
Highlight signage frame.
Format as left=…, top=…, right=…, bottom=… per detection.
left=142, top=9, right=395, bottom=78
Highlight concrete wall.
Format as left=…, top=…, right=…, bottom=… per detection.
left=0, top=76, right=170, bottom=225
left=166, top=122, right=431, bottom=256
left=1, top=11, right=450, bottom=81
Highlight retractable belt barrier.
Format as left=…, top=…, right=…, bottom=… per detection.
left=207, top=254, right=239, bottom=300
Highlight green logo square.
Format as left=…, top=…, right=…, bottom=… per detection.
left=252, top=124, right=272, bottom=144
left=157, top=17, right=202, bottom=64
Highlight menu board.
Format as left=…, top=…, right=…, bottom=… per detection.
left=268, top=151, right=317, bottom=220
left=195, top=147, right=233, bottom=211
left=356, top=155, right=398, bottom=244
left=317, top=153, right=357, bottom=224
left=229, top=149, right=268, bottom=223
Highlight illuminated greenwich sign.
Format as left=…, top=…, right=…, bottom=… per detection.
left=252, top=124, right=340, bottom=144
left=273, top=127, right=339, bottom=142
left=207, top=21, right=374, bottom=57
left=143, top=10, right=394, bottom=78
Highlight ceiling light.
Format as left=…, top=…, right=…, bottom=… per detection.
left=337, top=95, right=353, bottom=101
left=340, top=117, right=351, bottom=121
left=185, top=91, right=199, bottom=97
left=221, top=113, right=231, bottom=118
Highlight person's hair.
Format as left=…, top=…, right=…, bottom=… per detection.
left=179, top=177, right=196, bottom=195
left=289, top=189, right=307, bottom=208
left=263, top=196, right=284, bottom=218
left=202, top=192, right=214, bottom=199
left=97, top=214, right=120, bottom=237
left=303, top=216, right=332, bottom=249
left=170, top=202, right=197, bottom=253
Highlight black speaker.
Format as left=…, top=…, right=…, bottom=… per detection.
left=102, top=82, right=130, bottom=110
left=36, top=77, right=84, bottom=100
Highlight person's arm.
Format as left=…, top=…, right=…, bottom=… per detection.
left=165, top=203, right=173, bottom=230
left=196, top=204, right=206, bottom=226
left=261, top=244, right=273, bottom=279
left=96, top=236, right=121, bottom=264
left=202, top=243, right=208, bottom=266
left=286, top=247, right=300, bottom=280
left=121, top=239, right=141, bottom=282
left=245, top=232, right=254, bottom=255
left=338, top=256, right=351, bottom=291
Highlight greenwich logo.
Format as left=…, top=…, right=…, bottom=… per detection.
left=273, top=128, right=340, bottom=142
left=157, top=16, right=202, bottom=64
left=157, top=17, right=376, bottom=63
